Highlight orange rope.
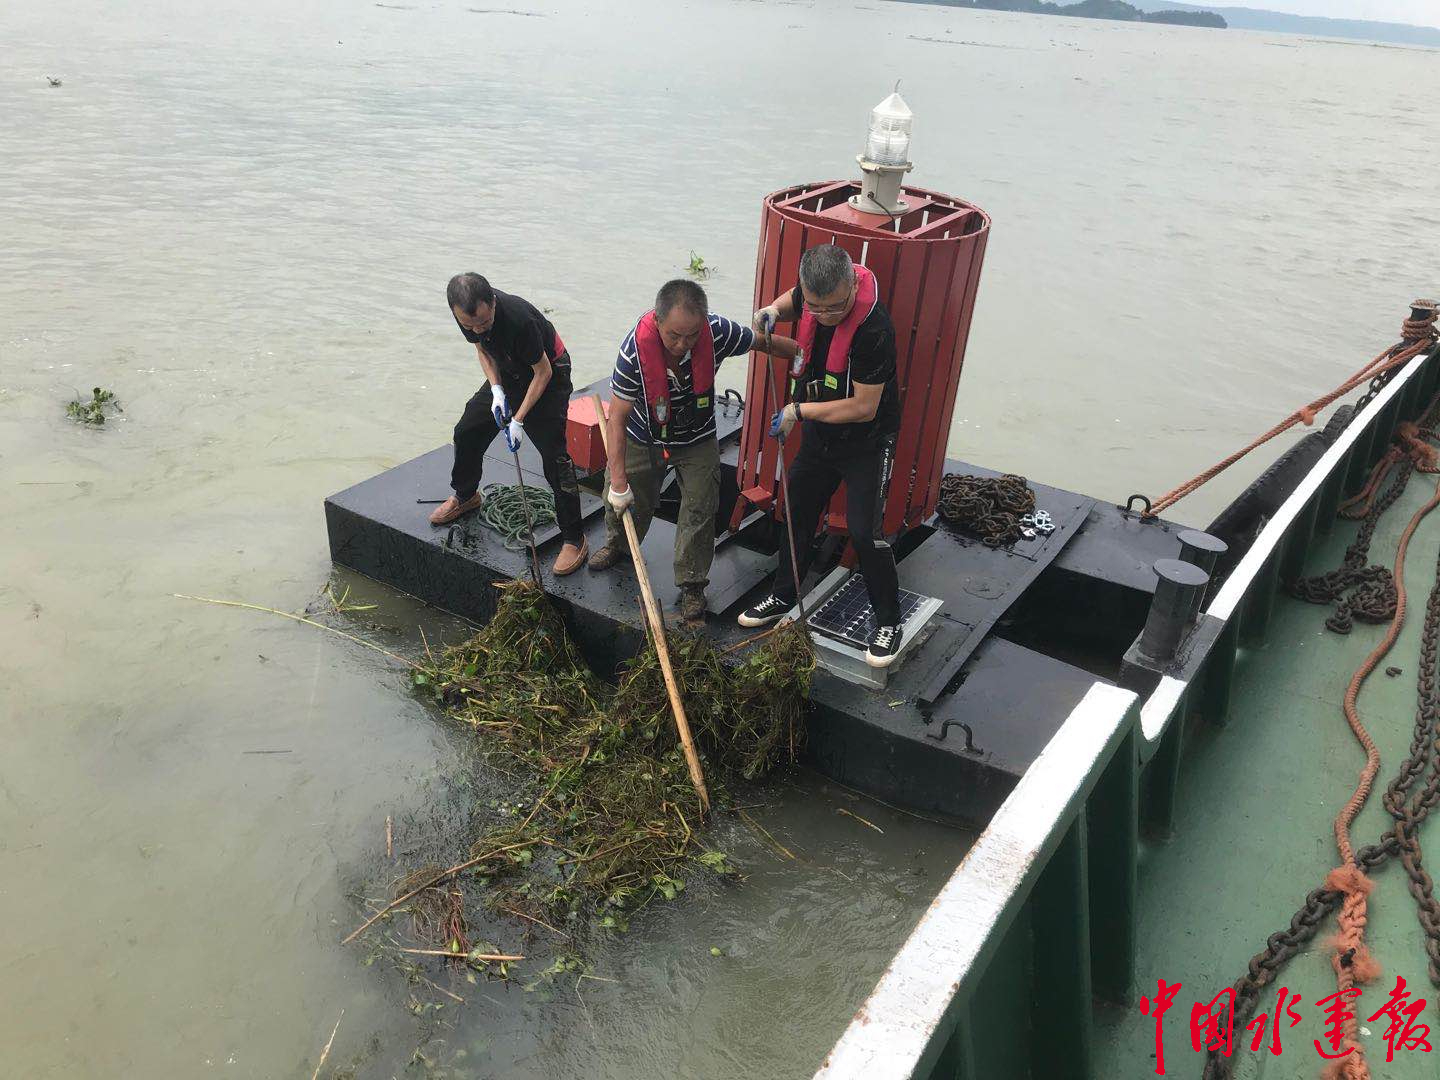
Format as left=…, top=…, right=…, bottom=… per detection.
left=1335, top=425, right=1438, bottom=519
left=1396, top=420, right=1440, bottom=473
left=1337, top=450, right=1400, bottom=520
left=1147, top=309, right=1438, bottom=518
left=1322, top=473, right=1440, bottom=1080
left=1321, top=865, right=1378, bottom=1080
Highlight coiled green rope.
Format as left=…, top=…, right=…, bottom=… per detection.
left=479, top=482, right=556, bottom=551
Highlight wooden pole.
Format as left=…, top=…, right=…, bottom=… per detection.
left=590, top=393, right=711, bottom=814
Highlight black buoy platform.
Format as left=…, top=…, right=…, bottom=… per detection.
left=326, top=382, right=1202, bottom=823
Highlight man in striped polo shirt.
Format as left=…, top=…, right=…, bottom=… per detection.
left=588, top=279, right=798, bottom=623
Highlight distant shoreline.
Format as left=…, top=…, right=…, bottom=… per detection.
left=886, top=0, right=1226, bottom=29
left=888, top=0, right=1440, bottom=47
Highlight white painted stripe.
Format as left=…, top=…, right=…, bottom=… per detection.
left=1139, top=675, right=1186, bottom=759
left=814, top=682, right=1137, bottom=1080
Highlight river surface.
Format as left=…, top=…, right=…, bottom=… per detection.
left=2, top=1, right=1434, bottom=1077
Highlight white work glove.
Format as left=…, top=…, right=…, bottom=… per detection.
left=503, top=416, right=524, bottom=453
left=490, top=385, right=510, bottom=427
left=753, top=305, right=781, bottom=335
left=769, top=402, right=800, bottom=441
left=607, top=483, right=635, bottom=512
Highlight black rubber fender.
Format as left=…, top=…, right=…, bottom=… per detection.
left=1322, top=404, right=1356, bottom=444
left=1206, top=431, right=1331, bottom=571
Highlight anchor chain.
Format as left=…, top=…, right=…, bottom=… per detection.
left=936, top=473, right=1038, bottom=547
left=1290, top=458, right=1414, bottom=632
left=1385, top=530, right=1440, bottom=989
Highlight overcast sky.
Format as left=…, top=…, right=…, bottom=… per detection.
left=1246, top=0, right=1440, bottom=26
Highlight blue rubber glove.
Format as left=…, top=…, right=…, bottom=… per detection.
left=753, top=306, right=780, bottom=335
left=503, top=417, right=525, bottom=453
left=491, top=386, right=510, bottom=428
left=769, top=403, right=798, bottom=441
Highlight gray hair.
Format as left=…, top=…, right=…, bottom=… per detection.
left=654, top=278, right=708, bottom=321
left=798, top=244, right=855, bottom=298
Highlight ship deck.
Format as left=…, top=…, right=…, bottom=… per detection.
left=1094, top=466, right=1440, bottom=1078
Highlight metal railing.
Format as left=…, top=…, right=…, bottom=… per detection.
left=816, top=341, right=1440, bottom=1080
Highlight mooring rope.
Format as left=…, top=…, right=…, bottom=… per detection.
left=478, top=482, right=556, bottom=551
left=1147, top=303, right=1438, bottom=519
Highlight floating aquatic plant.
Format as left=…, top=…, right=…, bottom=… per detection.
left=65, top=387, right=121, bottom=425
left=686, top=250, right=712, bottom=279
left=381, top=581, right=813, bottom=942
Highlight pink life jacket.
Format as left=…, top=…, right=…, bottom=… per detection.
left=633, top=309, right=715, bottom=438
left=795, top=264, right=879, bottom=397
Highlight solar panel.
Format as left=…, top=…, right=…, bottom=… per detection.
left=807, top=573, right=930, bottom=649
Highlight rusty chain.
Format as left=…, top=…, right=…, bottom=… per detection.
left=1385, top=527, right=1440, bottom=989
left=936, top=473, right=1037, bottom=547
left=1289, top=458, right=1414, bottom=632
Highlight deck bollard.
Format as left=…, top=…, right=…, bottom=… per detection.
left=1138, top=559, right=1211, bottom=663
left=1177, top=530, right=1227, bottom=604
left=1177, top=529, right=1227, bottom=577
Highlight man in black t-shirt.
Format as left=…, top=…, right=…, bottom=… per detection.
left=737, top=245, right=904, bottom=668
left=430, top=272, right=586, bottom=576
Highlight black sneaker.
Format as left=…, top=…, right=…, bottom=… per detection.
left=738, top=593, right=790, bottom=628
left=865, top=624, right=902, bottom=669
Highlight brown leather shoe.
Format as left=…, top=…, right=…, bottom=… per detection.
left=429, top=492, right=483, bottom=526
left=587, top=543, right=628, bottom=571
left=552, top=539, right=588, bottom=577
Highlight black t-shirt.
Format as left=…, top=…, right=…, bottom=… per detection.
left=455, top=290, right=571, bottom=396
left=790, top=285, right=900, bottom=444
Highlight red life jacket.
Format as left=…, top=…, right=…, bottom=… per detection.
left=633, top=309, right=716, bottom=438
left=795, top=264, right=879, bottom=398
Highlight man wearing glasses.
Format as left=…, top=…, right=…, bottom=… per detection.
left=589, top=278, right=798, bottom=624
left=429, top=272, right=587, bottom=578
left=737, top=244, right=903, bottom=668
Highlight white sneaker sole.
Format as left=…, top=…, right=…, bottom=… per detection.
left=737, top=609, right=787, bottom=628
left=865, top=649, right=899, bottom=669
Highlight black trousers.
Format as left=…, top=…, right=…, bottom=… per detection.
left=774, top=428, right=900, bottom=626
left=450, top=376, right=582, bottom=545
